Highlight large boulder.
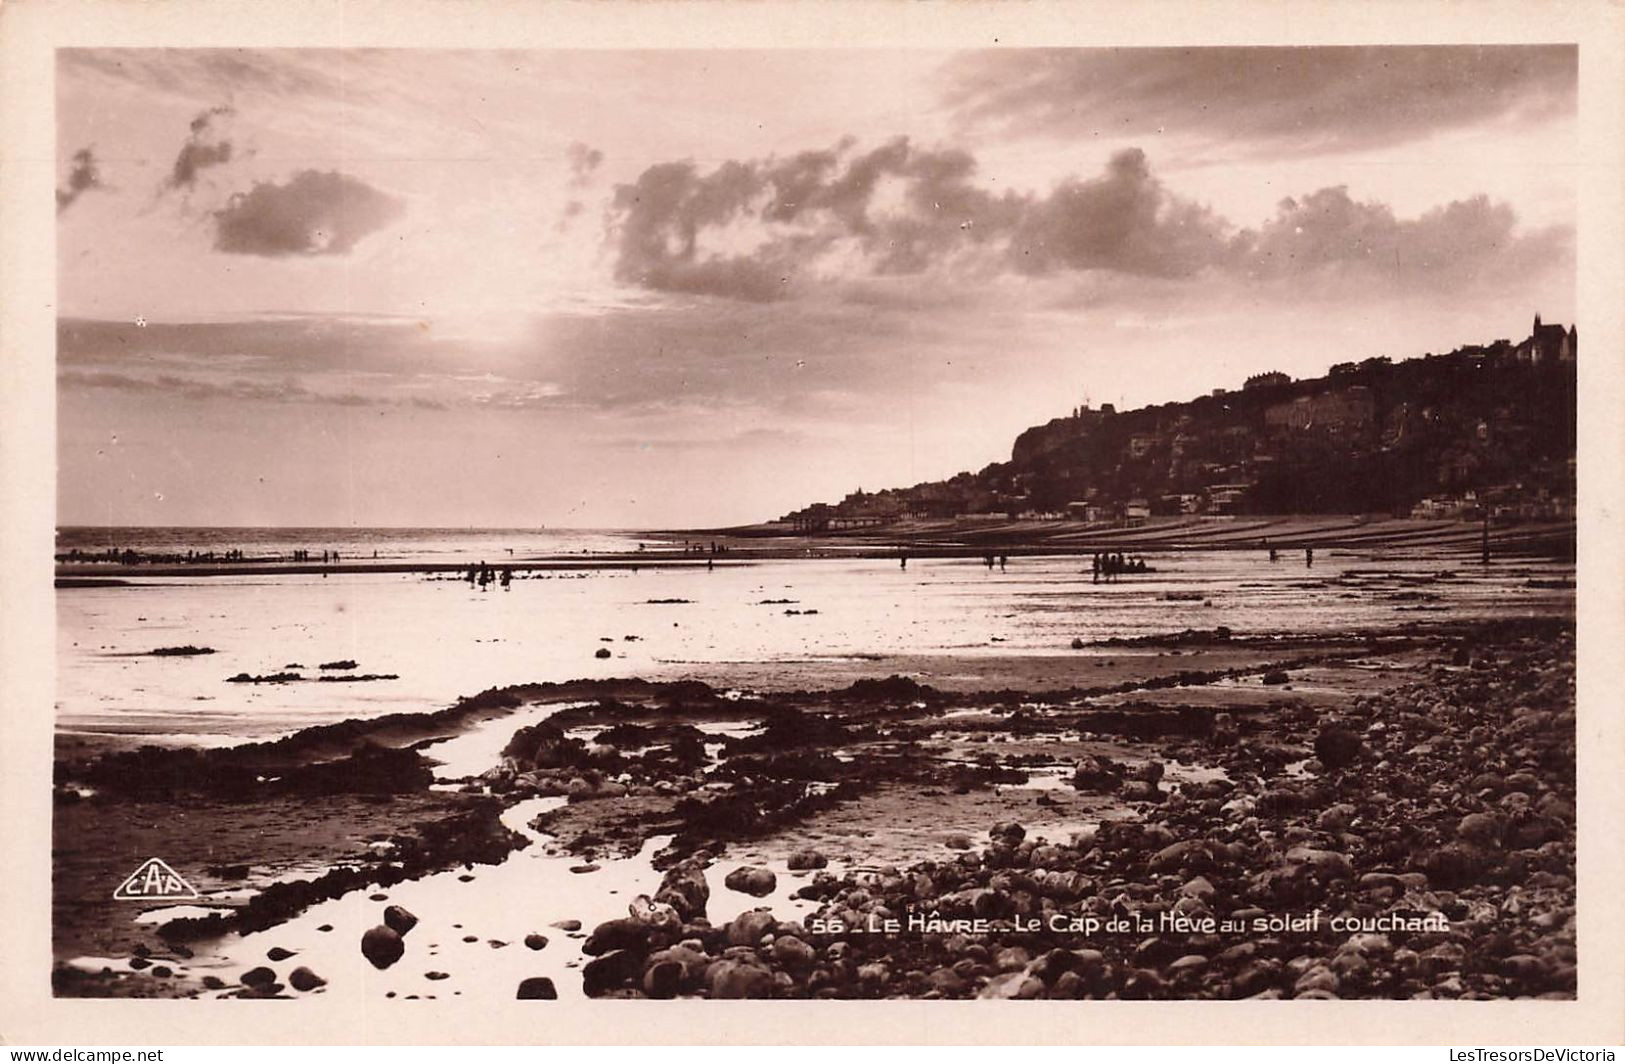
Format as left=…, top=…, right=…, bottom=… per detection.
left=360, top=925, right=404, bottom=970
left=583, top=949, right=645, bottom=997
left=1120, top=780, right=1164, bottom=803
left=516, top=976, right=557, bottom=999
left=787, top=849, right=828, bottom=871
left=989, top=821, right=1026, bottom=845
left=644, top=944, right=711, bottom=992
left=770, top=934, right=818, bottom=970
left=1314, top=724, right=1364, bottom=770
left=583, top=917, right=650, bottom=957
left=653, top=857, right=710, bottom=922
left=1071, top=755, right=1123, bottom=794
left=724, top=866, right=777, bottom=897
left=726, top=909, right=778, bottom=947
left=383, top=905, right=418, bottom=935
left=1457, top=812, right=1505, bottom=847
left=705, top=959, right=774, bottom=999
left=643, top=960, right=684, bottom=999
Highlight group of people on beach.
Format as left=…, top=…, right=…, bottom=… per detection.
left=466, top=561, right=513, bottom=589
left=55, top=545, right=373, bottom=566
left=288, top=549, right=343, bottom=563
left=1264, top=542, right=1314, bottom=566
left=1092, top=551, right=1148, bottom=582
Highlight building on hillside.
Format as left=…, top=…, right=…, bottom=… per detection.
left=1207, top=483, right=1252, bottom=515
left=1514, top=314, right=1576, bottom=365
left=1244, top=371, right=1291, bottom=391
left=1411, top=493, right=1482, bottom=520
left=1161, top=493, right=1203, bottom=515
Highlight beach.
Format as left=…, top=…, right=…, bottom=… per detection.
left=52, top=525, right=1576, bottom=1000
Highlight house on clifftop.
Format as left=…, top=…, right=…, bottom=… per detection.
left=1515, top=314, right=1576, bottom=365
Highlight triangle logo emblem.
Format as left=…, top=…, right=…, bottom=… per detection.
left=112, top=857, right=199, bottom=901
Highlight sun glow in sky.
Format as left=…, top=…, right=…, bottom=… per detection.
left=56, top=47, right=1576, bottom=528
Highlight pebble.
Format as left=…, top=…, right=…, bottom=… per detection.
left=516, top=976, right=557, bottom=999
left=383, top=905, right=418, bottom=935
left=288, top=966, right=326, bottom=992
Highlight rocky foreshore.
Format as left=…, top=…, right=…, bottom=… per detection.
left=52, top=616, right=1574, bottom=1000
left=558, top=619, right=1577, bottom=999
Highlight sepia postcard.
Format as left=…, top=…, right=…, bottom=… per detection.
left=2, top=0, right=1623, bottom=1047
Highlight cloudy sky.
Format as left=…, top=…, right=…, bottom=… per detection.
left=56, top=46, right=1576, bottom=528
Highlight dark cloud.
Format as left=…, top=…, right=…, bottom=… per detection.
left=1009, top=148, right=1233, bottom=278
left=56, top=148, right=105, bottom=213
left=165, top=105, right=236, bottom=192
left=212, top=170, right=405, bottom=256
left=609, top=140, right=1569, bottom=302
left=944, top=46, right=1576, bottom=155
left=609, top=137, right=1023, bottom=302
left=1236, top=187, right=1571, bottom=288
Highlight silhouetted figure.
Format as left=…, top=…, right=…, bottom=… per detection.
left=1091, top=553, right=1102, bottom=583
left=1269, top=548, right=1279, bottom=562
left=998, top=554, right=1007, bottom=571
left=900, top=552, right=908, bottom=570
left=1305, top=547, right=1314, bottom=567
left=500, top=567, right=512, bottom=588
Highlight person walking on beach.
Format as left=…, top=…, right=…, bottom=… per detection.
left=999, top=554, right=1007, bottom=571
left=900, top=551, right=908, bottom=570
left=1091, top=552, right=1101, bottom=583
left=1305, top=547, right=1314, bottom=567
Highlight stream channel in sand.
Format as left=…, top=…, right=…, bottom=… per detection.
left=74, top=705, right=837, bottom=1000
